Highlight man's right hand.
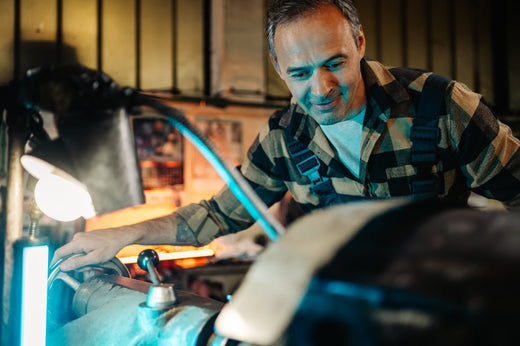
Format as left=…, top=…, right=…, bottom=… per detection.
left=51, top=226, right=139, bottom=271
left=51, top=211, right=189, bottom=272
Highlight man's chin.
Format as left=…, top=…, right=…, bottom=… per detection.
left=309, top=110, right=343, bottom=125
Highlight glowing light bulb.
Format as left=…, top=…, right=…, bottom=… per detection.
left=34, top=174, right=96, bottom=222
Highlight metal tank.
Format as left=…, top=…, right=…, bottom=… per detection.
left=47, top=199, right=520, bottom=346
left=47, top=250, right=230, bottom=346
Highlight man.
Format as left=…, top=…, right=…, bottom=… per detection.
left=54, top=0, right=520, bottom=271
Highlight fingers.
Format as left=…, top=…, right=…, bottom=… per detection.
left=50, top=227, right=136, bottom=272
left=51, top=231, right=115, bottom=271
left=59, top=250, right=107, bottom=271
left=51, top=242, right=83, bottom=267
left=51, top=233, right=93, bottom=268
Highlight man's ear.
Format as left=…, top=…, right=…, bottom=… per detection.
left=358, top=25, right=366, bottom=57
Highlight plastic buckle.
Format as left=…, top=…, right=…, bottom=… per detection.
left=296, top=155, right=320, bottom=176
left=296, top=155, right=327, bottom=186
left=411, top=126, right=440, bottom=142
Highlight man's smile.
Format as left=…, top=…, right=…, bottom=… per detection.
left=312, top=97, right=340, bottom=112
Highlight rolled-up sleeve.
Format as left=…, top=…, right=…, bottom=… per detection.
left=175, top=121, right=289, bottom=244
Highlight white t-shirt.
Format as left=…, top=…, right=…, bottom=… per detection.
left=320, top=107, right=366, bottom=179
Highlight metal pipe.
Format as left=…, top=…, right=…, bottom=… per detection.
left=2, top=108, right=28, bottom=346
left=139, top=95, right=286, bottom=242
left=55, top=272, right=80, bottom=291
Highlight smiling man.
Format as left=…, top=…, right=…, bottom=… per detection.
left=271, top=2, right=366, bottom=125
left=54, top=0, right=520, bottom=271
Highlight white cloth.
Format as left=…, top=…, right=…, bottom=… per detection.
left=320, top=106, right=366, bottom=178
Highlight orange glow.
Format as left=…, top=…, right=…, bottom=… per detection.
left=84, top=188, right=216, bottom=266
left=85, top=190, right=179, bottom=231
left=173, top=257, right=211, bottom=268
left=119, top=249, right=214, bottom=264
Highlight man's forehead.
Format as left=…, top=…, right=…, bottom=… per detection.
left=273, top=7, right=355, bottom=67
left=273, top=5, right=353, bottom=45
left=275, top=3, right=350, bottom=30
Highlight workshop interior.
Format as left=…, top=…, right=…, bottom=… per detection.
left=1, top=0, right=520, bottom=345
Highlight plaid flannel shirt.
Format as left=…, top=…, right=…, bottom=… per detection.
left=175, top=58, right=520, bottom=245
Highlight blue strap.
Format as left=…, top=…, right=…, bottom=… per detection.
left=286, top=136, right=329, bottom=188
left=284, top=73, right=451, bottom=202
left=411, top=73, right=451, bottom=198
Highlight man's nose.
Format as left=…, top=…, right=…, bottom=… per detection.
left=311, top=69, right=335, bottom=99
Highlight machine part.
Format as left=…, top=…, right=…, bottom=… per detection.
left=215, top=198, right=410, bottom=344
left=48, top=274, right=227, bottom=346
left=138, top=249, right=161, bottom=286
left=72, top=275, right=148, bottom=317
left=145, top=285, right=178, bottom=310
left=137, top=249, right=179, bottom=309
left=54, top=271, right=80, bottom=291
left=48, top=250, right=230, bottom=345
left=46, top=253, right=132, bottom=333
left=218, top=199, right=520, bottom=345
left=28, top=198, right=44, bottom=238
left=48, top=253, right=130, bottom=291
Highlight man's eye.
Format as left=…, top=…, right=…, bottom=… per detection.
left=289, top=71, right=310, bottom=80
left=328, top=61, right=345, bottom=70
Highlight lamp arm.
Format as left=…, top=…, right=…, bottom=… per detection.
left=136, top=94, right=285, bottom=242
left=9, top=64, right=285, bottom=239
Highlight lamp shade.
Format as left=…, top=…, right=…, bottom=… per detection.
left=21, top=141, right=96, bottom=221
left=21, top=107, right=145, bottom=219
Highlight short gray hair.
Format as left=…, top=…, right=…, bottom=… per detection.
left=267, top=0, right=361, bottom=66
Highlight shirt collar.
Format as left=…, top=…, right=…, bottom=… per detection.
left=361, top=58, right=410, bottom=122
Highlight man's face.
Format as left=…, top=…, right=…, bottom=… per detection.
left=273, top=4, right=366, bottom=125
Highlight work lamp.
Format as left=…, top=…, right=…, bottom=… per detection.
left=20, top=107, right=145, bottom=221
left=4, top=63, right=285, bottom=346
left=5, top=65, right=146, bottom=346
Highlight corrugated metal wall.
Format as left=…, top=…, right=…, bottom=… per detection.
left=0, top=0, right=204, bottom=93
left=357, top=0, right=495, bottom=106
left=0, top=0, right=519, bottom=112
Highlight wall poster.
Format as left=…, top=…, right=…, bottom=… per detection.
left=133, top=115, right=184, bottom=190
left=191, top=116, right=243, bottom=192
